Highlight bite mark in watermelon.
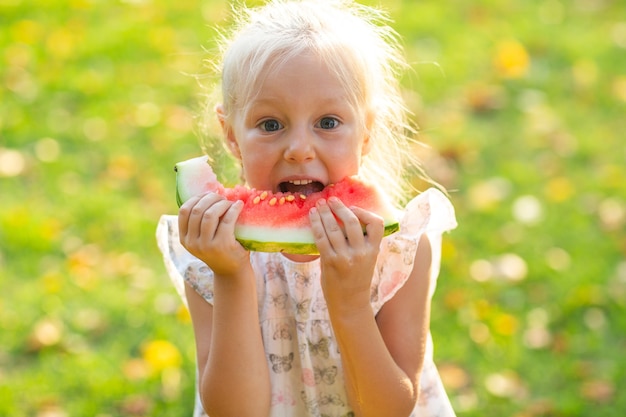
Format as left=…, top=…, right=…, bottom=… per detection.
left=175, top=155, right=399, bottom=254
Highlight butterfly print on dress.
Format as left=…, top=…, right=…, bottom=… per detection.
left=312, top=295, right=328, bottom=313
left=308, top=337, right=330, bottom=359
left=269, top=352, right=294, bottom=373
left=268, top=292, right=289, bottom=310
left=318, top=393, right=345, bottom=407
left=294, top=271, right=312, bottom=288
left=310, top=319, right=332, bottom=334
left=272, top=322, right=292, bottom=340
left=314, top=365, right=338, bottom=385
left=295, top=298, right=311, bottom=319
left=300, top=390, right=320, bottom=414
left=264, top=259, right=286, bottom=283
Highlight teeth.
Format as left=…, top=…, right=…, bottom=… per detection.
left=289, top=179, right=313, bottom=185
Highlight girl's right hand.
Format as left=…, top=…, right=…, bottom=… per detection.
left=178, top=192, right=249, bottom=276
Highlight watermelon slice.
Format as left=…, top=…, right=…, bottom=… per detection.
left=174, top=155, right=399, bottom=254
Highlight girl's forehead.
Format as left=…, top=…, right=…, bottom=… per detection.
left=240, top=49, right=366, bottom=110
left=241, top=64, right=350, bottom=113
left=260, top=52, right=338, bottom=82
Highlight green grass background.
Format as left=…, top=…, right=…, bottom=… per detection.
left=1, top=0, right=625, bottom=415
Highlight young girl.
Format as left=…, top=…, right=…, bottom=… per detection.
left=157, top=1, right=457, bottom=416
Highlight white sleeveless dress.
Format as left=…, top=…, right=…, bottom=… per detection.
left=156, top=188, right=458, bottom=417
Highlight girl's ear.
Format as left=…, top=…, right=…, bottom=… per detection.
left=361, top=110, right=374, bottom=156
left=361, top=133, right=371, bottom=157
left=216, top=104, right=241, bottom=160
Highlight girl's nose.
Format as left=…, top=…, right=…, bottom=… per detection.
left=284, top=130, right=315, bottom=163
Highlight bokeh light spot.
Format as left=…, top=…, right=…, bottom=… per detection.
left=512, top=195, right=543, bottom=225
left=0, top=148, right=26, bottom=177
left=35, top=138, right=61, bottom=163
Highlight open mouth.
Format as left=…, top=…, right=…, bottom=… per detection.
left=279, top=179, right=325, bottom=196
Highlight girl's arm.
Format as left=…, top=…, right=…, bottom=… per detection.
left=185, top=275, right=271, bottom=417
left=310, top=198, right=432, bottom=417
left=179, top=193, right=271, bottom=416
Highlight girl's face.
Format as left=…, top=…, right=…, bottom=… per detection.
left=220, top=52, right=370, bottom=195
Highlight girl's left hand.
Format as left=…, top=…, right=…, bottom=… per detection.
left=309, top=197, right=385, bottom=312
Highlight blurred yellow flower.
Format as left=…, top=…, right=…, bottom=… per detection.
left=545, top=176, right=575, bottom=202
left=494, top=40, right=530, bottom=79
left=612, top=76, right=626, bottom=102
left=493, top=313, right=519, bottom=336
left=176, top=305, right=192, bottom=323
left=46, top=27, right=77, bottom=59
left=441, top=238, right=457, bottom=261
left=42, top=272, right=64, bottom=294
left=572, top=59, right=598, bottom=89
left=141, top=339, right=182, bottom=373
left=10, top=20, right=42, bottom=45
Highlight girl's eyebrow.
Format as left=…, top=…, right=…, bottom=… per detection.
left=254, top=94, right=352, bottom=113
left=246, top=93, right=351, bottom=118
left=248, top=96, right=281, bottom=106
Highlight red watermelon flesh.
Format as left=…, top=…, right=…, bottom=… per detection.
left=175, top=155, right=399, bottom=254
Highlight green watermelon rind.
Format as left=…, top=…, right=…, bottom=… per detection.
left=239, top=239, right=318, bottom=255
left=175, top=186, right=185, bottom=208
left=237, top=222, right=400, bottom=254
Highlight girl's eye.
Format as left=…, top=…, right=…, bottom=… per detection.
left=260, top=119, right=282, bottom=132
left=318, top=117, right=339, bottom=130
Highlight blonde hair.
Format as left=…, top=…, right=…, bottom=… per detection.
left=200, top=0, right=426, bottom=206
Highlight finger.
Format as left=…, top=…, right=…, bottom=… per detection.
left=182, top=193, right=225, bottom=239
left=309, top=206, right=333, bottom=254
left=213, top=199, right=244, bottom=241
left=316, top=198, right=349, bottom=251
left=198, top=198, right=233, bottom=240
left=178, top=192, right=206, bottom=237
left=327, top=197, right=365, bottom=245
left=188, top=193, right=223, bottom=239
left=350, top=206, right=385, bottom=244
